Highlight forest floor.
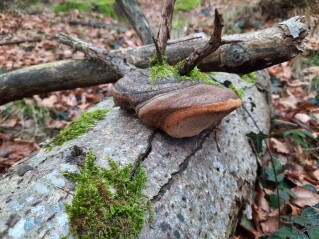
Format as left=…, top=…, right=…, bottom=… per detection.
left=0, top=0, right=319, bottom=238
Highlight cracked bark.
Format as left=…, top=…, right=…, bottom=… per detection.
left=151, top=129, right=212, bottom=203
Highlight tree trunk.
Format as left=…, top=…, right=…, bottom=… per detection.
left=0, top=15, right=307, bottom=105
left=0, top=71, right=271, bottom=239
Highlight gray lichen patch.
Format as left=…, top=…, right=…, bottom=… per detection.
left=279, top=16, right=306, bottom=38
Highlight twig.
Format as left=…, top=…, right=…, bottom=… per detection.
left=157, top=0, right=176, bottom=57
left=178, top=9, right=224, bottom=76
left=58, top=32, right=134, bottom=75
left=0, top=38, right=41, bottom=46
left=221, top=39, right=243, bottom=45
left=68, top=20, right=123, bottom=29
left=152, top=36, right=163, bottom=64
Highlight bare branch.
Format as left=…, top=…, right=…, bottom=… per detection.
left=58, top=32, right=134, bottom=75
left=152, top=36, right=163, bottom=64
left=157, top=0, right=176, bottom=55
left=0, top=38, right=41, bottom=46
left=178, top=9, right=224, bottom=75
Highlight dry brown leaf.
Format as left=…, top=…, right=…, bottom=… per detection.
left=252, top=184, right=270, bottom=232
left=270, top=138, right=290, bottom=154
left=290, top=186, right=319, bottom=207
left=39, top=95, right=58, bottom=108
left=46, top=119, right=68, bottom=129
left=260, top=217, right=279, bottom=236
left=294, top=113, right=311, bottom=123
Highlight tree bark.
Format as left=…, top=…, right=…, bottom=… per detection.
left=115, top=0, right=153, bottom=45
left=0, top=71, right=271, bottom=239
left=0, top=16, right=307, bottom=105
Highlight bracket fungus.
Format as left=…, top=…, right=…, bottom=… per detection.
left=113, top=69, right=241, bottom=138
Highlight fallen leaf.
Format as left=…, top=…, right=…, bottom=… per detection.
left=260, top=217, right=279, bottom=235
left=270, top=138, right=290, bottom=154
left=290, top=186, right=319, bottom=207
left=294, top=113, right=311, bottom=123
left=252, top=184, right=269, bottom=232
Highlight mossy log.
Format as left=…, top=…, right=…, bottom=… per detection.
left=0, top=71, right=271, bottom=239
left=0, top=16, right=307, bottom=105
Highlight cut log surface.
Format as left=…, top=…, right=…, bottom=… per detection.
left=0, top=16, right=306, bottom=105
left=0, top=72, right=271, bottom=239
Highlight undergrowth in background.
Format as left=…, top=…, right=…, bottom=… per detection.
left=0, top=100, right=53, bottom=141
left=54, top=0, right=117, bottom=18
left=246, top=129, right=319, bottom=239
left=175, top=0, right=201, bottom=11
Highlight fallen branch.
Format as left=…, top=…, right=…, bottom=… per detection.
left=67, top=20, right=124, bottom=29
left=0, top=38, right=41, bottom=46
left=0, top=16, right=307, bottom=105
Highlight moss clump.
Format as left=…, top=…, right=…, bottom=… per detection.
left=228, top=83, right=245, bottom=100
left=241, top=72, right=257, bottom=84
left=45, top=109, right=108, bottom=150
left=63, top=150, right=149, bottom=239
left=149, top=59, right=222, bottom=87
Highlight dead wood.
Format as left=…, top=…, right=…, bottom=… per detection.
left=178, top=9, right=224, bottom=75
left=157, top=0, right=176, bottom=56
left=0, top=38, right=41, bottom=46
left=0, top=16, right=307, bottom=105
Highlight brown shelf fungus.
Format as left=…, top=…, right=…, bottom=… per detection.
left=112, top=69, right=241, bottom=138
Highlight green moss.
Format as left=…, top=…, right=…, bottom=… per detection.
left=45, top=109, right=108, bottom=150
left=241, top=72, right=257, bottom=84
left=54, top=0, right=116, bottom=17
left=228, top=83, right=245, bottom=100
left=149, top=60, right=222, bottom=87
left=175, top=0, right=201, bottom=11
left=149, top=62, right=176, bottom=86
left=63, top=150, right=149, bottom=239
